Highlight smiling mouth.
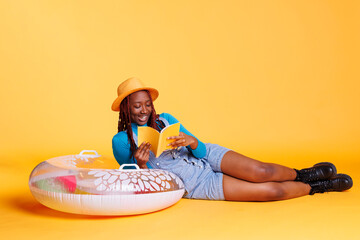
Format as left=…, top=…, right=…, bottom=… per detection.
left=138, top=115, right=148, bottom=122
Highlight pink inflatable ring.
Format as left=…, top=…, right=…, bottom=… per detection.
left=29, top=150, right=185, bottom=215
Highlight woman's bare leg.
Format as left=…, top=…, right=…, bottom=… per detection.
left=221, top=151, right=297, bottom=183
left=223, top=174, right=311, bottom=201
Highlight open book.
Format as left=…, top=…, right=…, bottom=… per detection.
left=138, top=123, right=180, bottom=157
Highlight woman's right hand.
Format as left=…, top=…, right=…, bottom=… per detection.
left=134, top=142, right=151, bottom=169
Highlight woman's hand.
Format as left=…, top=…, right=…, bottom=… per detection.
left=134, top=142, right=151, bottom=169
left=167, top=132, right=198, bottom=150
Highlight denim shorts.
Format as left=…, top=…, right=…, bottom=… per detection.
left=183, top=143, right=231, bottom=200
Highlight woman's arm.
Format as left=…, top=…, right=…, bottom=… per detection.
left=167, top=132, right=198, bottom=149
left=161, top=113, right=206, bottom=158
left=112, top=132, right=134, bottom=165
left=112, top=132, right=152, bottom=169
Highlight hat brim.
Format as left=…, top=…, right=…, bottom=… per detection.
left=111, top=87, right=159, bottom=111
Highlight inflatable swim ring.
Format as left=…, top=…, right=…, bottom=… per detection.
left=29, top=150, right=185, bottom=215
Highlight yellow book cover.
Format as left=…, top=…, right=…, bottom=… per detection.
left=138, top=123, right=181, bottom=157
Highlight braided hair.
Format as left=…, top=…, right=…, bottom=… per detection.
left=117, top=90, right=164, bottom=157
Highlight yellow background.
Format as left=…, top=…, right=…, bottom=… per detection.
left=0, top=0, right=359, bottom=239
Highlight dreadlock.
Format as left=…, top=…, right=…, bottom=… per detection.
left=117, top=90, right=164, bottom=158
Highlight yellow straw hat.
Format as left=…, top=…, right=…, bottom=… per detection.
left=111, top=77, right=159, bottom=111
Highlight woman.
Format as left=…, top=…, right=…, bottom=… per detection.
left=112, top=77, right=353, bottom=201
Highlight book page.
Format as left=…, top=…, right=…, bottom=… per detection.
left=157, top=123, right=180, bottom=157
left=137, top=126, right=160, bottom=155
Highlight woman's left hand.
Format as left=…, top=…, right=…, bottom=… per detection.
left=167, top=132, right=198, bottom=150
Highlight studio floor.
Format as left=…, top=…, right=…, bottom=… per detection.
left=1, top=154, right=359, bottom=240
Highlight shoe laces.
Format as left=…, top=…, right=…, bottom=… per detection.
left=309, top=179, right=332, bottom=194
left=299, top=168, right=322, bottom=182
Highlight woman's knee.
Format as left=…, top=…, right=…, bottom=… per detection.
left=262, top=183, right=287, bottom=201
left=251, top=163, right=275, bottom=182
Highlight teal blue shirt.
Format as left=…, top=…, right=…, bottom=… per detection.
left=112, top=113, right=206, bottom=168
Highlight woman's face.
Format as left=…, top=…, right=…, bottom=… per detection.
left=128, top=90, right=153, bottom=125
